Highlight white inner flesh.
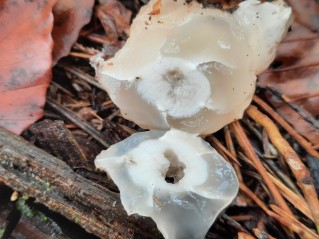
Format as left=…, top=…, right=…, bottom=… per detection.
left=137, top=57, right=211, bottom=118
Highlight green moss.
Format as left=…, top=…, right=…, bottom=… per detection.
left=44, top=182, right=51, bottom=192
left=74, top=216, right=81, bottom=223
left=16, top=197, right=35, bottom=218
left=40, top=215, right=48, bottom=222
left=0, top=228, right=5, bottom=237
left=16, top=196, right=50, bottom=222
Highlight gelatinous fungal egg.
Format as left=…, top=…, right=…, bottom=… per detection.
left=92, top=0, right=292, bottom=135
left=95, top=129, right=239, bottom=239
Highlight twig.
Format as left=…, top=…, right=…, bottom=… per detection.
left=46, top=98, right=111, bottom=148
left=59, top=65, right=105, bottom=90
left=230, top=121, right=293, bottom=215
left=240, top=184, right=318, bottom=239
left=246, top=105, right=319, bottom=232
left=270, top=205, right=319, bottom=239
left=221, top=214, right=249, bottom=233
left=253, top=95, right=319, bottom=159
left=68, top=52, right=93, bottom=59
left=225, top=126, right=243, bottom=182
left=268, top=173, right=312, bottom=220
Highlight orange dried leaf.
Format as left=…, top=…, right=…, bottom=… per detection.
left=0, top=0, right=55, bottom=134
left=96, top=0, right=132, bottom=43
left=259, top=23, right=319, bottom=146
left=286, top=0, right=319, bottom=32
left=0, top=0, right=94, bottom=134
left=52, top=0, right=95, bottom=64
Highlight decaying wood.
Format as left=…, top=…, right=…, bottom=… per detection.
left=0, top=204, right=71, bottom=239
left=0, top=126, right=162, bottom=239
left=29, top=119, right=89, bottom=169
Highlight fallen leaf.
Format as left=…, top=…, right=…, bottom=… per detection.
left=96, top=0, right=132, bottom=43
left=52, top=0, right=95, bottom=64
left=0, top=0, right=94, bottom=134
left=0, top=0, right=55, bottom=134
left=286, top=0, right=319, bottom=32
left=259, top=23, right=319, bottom=146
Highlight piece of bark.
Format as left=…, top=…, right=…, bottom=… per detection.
left=0, top=208, right=72, bottom=239
left=0, top=126, right=162, bottom=239
left=29, top=120, right=89, bottom=169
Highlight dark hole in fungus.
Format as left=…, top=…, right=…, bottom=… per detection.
left=163, top=149, right=186, bottom=184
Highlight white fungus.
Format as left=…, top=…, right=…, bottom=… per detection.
left=95, top=129, right=239, bottom=239
left=92, top=0, right=292, bottom=135
left=93, top=0, right=293, bottom=237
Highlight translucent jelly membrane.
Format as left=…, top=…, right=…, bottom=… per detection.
left=92, top=0, right=292, bottom=135
left=95, top=130, right=239, bottom=239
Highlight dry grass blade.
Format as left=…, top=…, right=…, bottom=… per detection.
left=230, top=121, right=293, bottom=215
left=225, top=126, right=243, bottom=182
left=240, top=184, right=318, bottom=239
left=270, top=205, right=319, bottom=239
left=253, top=95, right=319, bottom=159
left=268, top=173, right=313, bottom=221
left=246, top=105, right=319, bottom=232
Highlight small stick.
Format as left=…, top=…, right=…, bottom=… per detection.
left=246, top=105, right=319, bottom=232
left=221, top=214, right=249, bottom=233
left=230, top=121, right=293, bottom=215
left=240, top=184, right=318, bottom=239
left=271, top=205, right=319, bottom=239
left=268, top=173, right=313, bottom=221
left=253, top=95, right=319, bottom=159
left=46, top=98, right=111, bottom=148
left=59, top=65, right=105, bottom=90
left=225, top=126, right=243, bottom=182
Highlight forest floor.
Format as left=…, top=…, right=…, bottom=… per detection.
left=1, top=1, right=319, bottom=239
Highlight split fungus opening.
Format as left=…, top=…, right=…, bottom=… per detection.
left=94, top=130, right=240, bottom=239
left=163, top=149, right=186, bottom=184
